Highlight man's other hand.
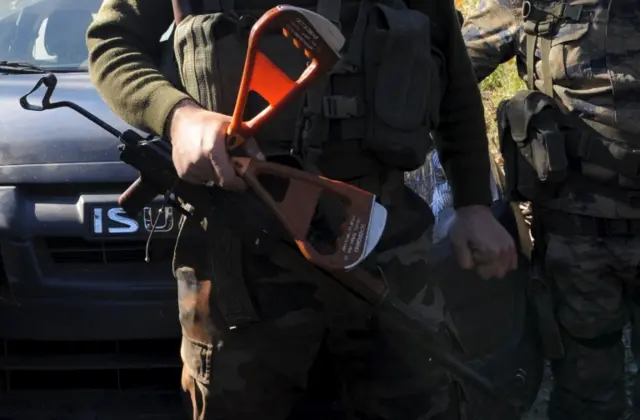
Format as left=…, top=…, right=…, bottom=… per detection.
left=168, top=100, right=264, bottom=191
left=448, top=205, right=518, bottom=280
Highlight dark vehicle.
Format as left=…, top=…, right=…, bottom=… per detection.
left=0, top=0, right=184, bottom=417
left=0, top=0, right=543, bottom=418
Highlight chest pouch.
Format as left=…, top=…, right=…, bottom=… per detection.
left=296, top=0, right=440, bottom=180
left=498, top=90, right=568, bottom=203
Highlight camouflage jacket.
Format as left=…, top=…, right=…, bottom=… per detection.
left=462, top=0, right=640, bottom=219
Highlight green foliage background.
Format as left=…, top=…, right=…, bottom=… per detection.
left=458, top=0, right=525, bottom=161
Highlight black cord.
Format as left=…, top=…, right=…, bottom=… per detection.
left=144, top=192, right=172, bottom=263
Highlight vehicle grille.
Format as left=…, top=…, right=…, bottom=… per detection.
left=0, top=338, right=184, bottom=418
left=0, top=250, right=8, bottom=300
left=44, top=237, right=175, bottom=265
left=0, top=338, right=181, bottom=392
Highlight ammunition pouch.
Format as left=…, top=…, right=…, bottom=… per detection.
left=172, top=3, right=308, bottom=156
left=298, top=0, right=441, bottom=177
left=499, top=89, right=640, bottom=205
left=169, top=3, right=264, bottom=330
left=360, top=2, right=438, bottom=170
left=174, top=12, right=246, bottom=116
left=498, top=90, right=568, bottom=203
left=168, top=0, right=330, bottom=329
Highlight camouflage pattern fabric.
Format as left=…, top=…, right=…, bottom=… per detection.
left=172, top=183, right=462, bottom=420
left=534, top=230, right=640, bottom=419
left=462, top=0, right=640, bottom=220
left=462, top=1, right=640, bottom=418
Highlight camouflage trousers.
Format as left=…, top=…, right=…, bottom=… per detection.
left=172, top=215, right=463, bottom=420
left=533, top=215, right=640, bottom=420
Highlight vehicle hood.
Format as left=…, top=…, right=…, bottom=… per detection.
left=0, top=72, right=140, bottom=183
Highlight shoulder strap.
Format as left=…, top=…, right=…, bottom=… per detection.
left=522, top=1, right=584, bottom=97
left=522, top=1, right=558, bottom=96
left=525, top=32, right=553, bottom=97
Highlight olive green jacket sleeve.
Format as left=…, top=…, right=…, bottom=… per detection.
left=430, top=1, right=493, bottom=208
left=86, top=0, right=191, bottom=136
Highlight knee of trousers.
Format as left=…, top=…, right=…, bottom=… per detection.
left=552, top=329, right=626, bottom=399
left=548, top=329, right=627, bottom=420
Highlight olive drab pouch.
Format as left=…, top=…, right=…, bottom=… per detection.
left=299, top=0, right=441, bottom=178
left=497, top=90, right=568, bottom=203
left=171, top=0, right=308, bottom=156
left=168, top=0, right=308, bottom=330
left=173, top=12, right=246, bottom=115
left=359, top=0, right=438, bottom=171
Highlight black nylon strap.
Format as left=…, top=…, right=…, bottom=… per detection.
left=297, top=0, right=344, bottom=174
left=564, top=131, right=640, bottom=179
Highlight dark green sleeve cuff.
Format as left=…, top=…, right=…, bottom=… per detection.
left=445, top=156, right=494, bottom=208
left=143, top=85, right=192, bottom=137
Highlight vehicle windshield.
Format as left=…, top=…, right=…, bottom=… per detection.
left=0, top=0, right=103, bottom=71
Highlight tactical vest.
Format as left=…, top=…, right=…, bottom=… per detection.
left=166, top=0, right=443, bottom=184
left=497, top=0, right=640, bottom=207
left=165, top=0, right=443, bottom=328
